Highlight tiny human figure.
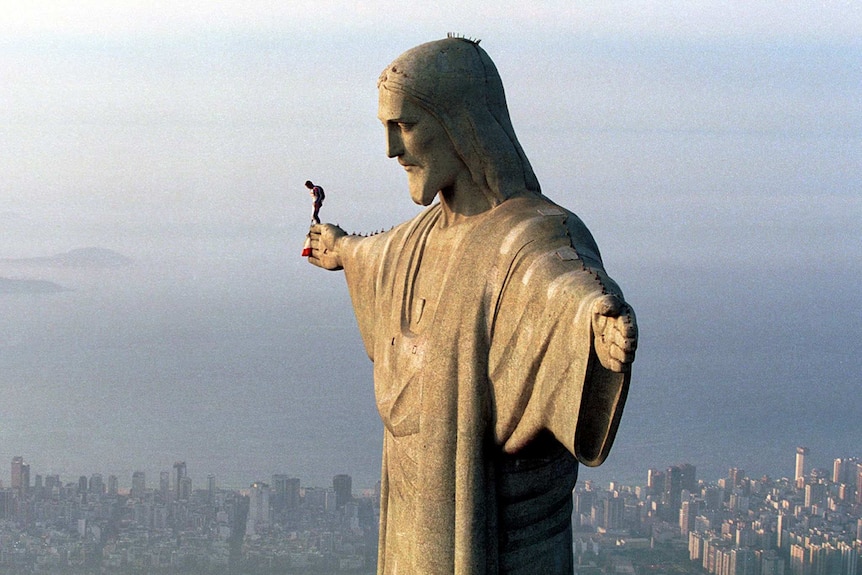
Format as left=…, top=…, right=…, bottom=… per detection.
left=305, top=180, right=325, bottom=225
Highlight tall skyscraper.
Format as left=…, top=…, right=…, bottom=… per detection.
left=776, top=513, right=793, bottom=550
left=173, top=461, right=187, bottom=501
left=793, top=447, right=808, bottom=489
left=333, top=474, right=352, bottom=509
left=647, top=468, right=665, bottom=498
left=131, top=471, right=146, bottom=500
left=603, top=493, right=624, bottom=530
left=107, top=475, right=118, bottom=496
left=839, top=542, right=857, bottom=575
left=10, top=456, right=22, bottom=488
left=728, top=467, right=744, bottom=488
left=271, top=476, right=302, bottom=510
left=247, top=482, right=270, bottom=536
left=0, top=490, right=13, bottom=519
left=834, top=457, right=861, bottom=485
left=664, top=466, right=684, bottom=511
left=89, top=474, right=105, bottom=496
left=21, top=462, right=30, bottom=497
left=159, top=471, right=170, bottom=502
left=679, top=499, right=700, bottom=537
left=179, top=476, right=192, bottom=501
left=795, top=447, right=808, bottom=488
left=804, top=482, right=826, bottom=508
left=729, top=548, right=756, bottom=575
left=760, top=550, right=785, bottom=575
left=272, top=474, right=297, bottom=512
left=45, top=475, right=60, bottom=497
left=702, top=486, right=722, bottom=511
left=790, top=544, right=806, bottom=575
left=10, top=456, right=29, bottom=498
left=833, top=458, right=845, bottom=484
left=679, top=463, right=697, bottom=492
left=574, top=489, right=596, bottom=518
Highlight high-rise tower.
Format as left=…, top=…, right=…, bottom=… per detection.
left=272, top=474, right=297, bottom=512
left=10, top=456, right=29, bottom=498
left=173, top=461, right=187, bottom=501
left=89, top=474, right=105, bottom=496
left=107, top=475, right=118, bottom=496
left=647, top=468, right=665, bottom=498
left=159, top=471, right=170, bottom=502
left=728, top=467, right=744, bottom=488
left=664, top=466, right=683, bottom=511
left=11, top=457, right=23, bottom=492
left=833, top=458, right=845, bottom=484
left=247, top=482, right=270, bottom=536
left=333, top=474, right=353, bottom=509
left=795, top=447, right=808, bottom=489
left=833, top=457, right=861, bottom=485
left=131, top=471, right=146, bottom=500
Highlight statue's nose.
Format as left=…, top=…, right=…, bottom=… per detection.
left=385, top=127, right=404, bottom=158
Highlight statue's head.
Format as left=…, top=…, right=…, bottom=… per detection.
left=377, top=37, right=540, bottom=205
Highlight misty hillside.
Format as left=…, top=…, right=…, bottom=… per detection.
left=0, top=277, right=69, bottom=294
left=0, top=247, right=133, bottom=268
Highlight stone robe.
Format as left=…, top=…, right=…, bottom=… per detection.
left=340, top=193, right=630, bottom=575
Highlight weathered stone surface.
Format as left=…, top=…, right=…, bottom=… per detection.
left=308, top=37, right=637, bottom=575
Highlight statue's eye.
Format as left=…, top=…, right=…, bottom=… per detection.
left=397, top=122, right=415, bottom=132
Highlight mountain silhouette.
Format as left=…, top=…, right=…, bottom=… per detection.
left=0, top=277, right=69, bottom=294
left=0, top=247, right=133, bottom=268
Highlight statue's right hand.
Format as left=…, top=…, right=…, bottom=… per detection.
left=591, top=294, right=637, bottom=373
left=308, top=224, right=347, bottom=270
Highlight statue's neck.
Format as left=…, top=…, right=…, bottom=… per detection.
left=437, top=181, right=497, bottom=228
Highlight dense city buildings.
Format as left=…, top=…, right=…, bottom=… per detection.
left=569, top=451, right=862, bottom=575
left=1, top=448, right=860, bottom=574
left=0, top=458, right=376, bottom=573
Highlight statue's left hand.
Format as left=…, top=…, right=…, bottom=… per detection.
left=591, top=295, right=638, bottom=373
left=308, top=224, right=347, bottom=270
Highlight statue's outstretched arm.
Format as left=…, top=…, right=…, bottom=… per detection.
left=591, top=295, right=638, bottom=373
left=308, top=223, right=349, bottom=270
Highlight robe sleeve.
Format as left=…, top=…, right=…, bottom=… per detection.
left=340, top=233, right=390, bottom=361
left=487, top=219, right=630, bottom=467
left=340, top=206, right=440, bottom=362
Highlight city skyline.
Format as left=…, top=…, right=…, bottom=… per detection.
left=6, top=445, right=860, bottom=495
left=1, top=444, right=860, bottom=574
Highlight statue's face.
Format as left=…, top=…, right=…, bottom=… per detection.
left=378, top=87, right=467, bottom=206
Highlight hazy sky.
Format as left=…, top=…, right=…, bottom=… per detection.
left=1, top=2, right=860, bottom=488
left=2, top=1, right=859, bottom=256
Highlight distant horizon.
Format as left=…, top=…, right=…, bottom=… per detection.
left=5, top=442, right=855, bottom=494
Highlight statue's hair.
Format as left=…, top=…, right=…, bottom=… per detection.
left=378, top=37, right=540, bottom=205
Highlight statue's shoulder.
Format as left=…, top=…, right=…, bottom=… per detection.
left=495, top=193, right=575, bottom=222
left=493, top=194, right=602, bottom=265
left=362, top=203, right=441, bottom=246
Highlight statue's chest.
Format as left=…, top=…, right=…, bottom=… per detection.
left=407, top=239, right=451, bottom=334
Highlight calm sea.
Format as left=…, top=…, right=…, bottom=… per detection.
left=1, top=246, right=859, bottom=491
